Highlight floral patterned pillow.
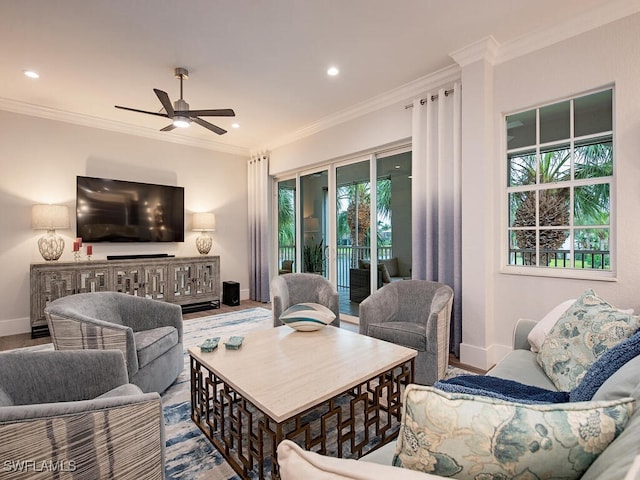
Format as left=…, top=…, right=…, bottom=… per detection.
left=537, top=289, right=640, bottom=391
left=393, top=385, right=633, bottom=480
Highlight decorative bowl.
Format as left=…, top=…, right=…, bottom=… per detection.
left=279, top=303, right=336, bottom=331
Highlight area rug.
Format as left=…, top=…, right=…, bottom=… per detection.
left=14, top=308, right=474, bottom=480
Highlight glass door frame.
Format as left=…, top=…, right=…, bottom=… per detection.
left=271, top=142, right=411, bottom=311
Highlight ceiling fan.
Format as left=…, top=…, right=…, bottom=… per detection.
left=115, top=67, right=235, bottom=135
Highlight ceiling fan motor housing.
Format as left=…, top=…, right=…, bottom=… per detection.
left=174, top=98, right=189, bottom=112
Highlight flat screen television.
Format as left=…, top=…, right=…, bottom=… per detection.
left=76, top=176, right=185, bottom=243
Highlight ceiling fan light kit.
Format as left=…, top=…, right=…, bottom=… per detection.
left=115, top=67, right=235, bottom=135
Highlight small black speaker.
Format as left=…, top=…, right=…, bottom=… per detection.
left=223, top=281, right=240, bottom=306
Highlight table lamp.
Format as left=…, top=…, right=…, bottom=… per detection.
left=192, top=212, right=216, bottom=255
left=32, top=204, right=70, bottom=261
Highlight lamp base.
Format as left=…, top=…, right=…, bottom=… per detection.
left=38, top=230, right=64, bottom=261
left=196, top=232, right=213, bottom=255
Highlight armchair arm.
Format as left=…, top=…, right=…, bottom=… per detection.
left=317, top=284, right=340, bottom=325
left=0, top=393, right=164, bottom=479
left=46, top=310, right=139, bottom=378
left=513, top=318, right=538, bottom=351
left=0, top=350, right=129, bottom=405
left=359, top=288, right=397, bottom=335
left=117, top=294, right=183, bottom=342
left=271, top=276, right=291, bottom=326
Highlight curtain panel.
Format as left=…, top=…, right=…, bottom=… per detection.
left=248, top=153, right=271, bottom=302
left=411, top=83, right=463, bottom=356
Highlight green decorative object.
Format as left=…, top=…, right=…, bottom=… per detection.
left=224, top=336, right=244, bottom=350
left=199, top=337, right=220, bottom=353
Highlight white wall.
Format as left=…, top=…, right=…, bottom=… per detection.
left=270, top=13, right=640, bottom=369
left=0, top=111, right=250, bottom=335
left=484, top=13, right=640, bottom=357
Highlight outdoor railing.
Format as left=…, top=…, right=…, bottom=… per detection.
left=509, top=249, right=610, bottom=270
left=277, top=245, right=392, bottom=287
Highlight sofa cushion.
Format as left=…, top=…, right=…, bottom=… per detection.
left=277, top=439, right=433, bottom=480
left=393, top=384, right=633, bottom=480
left=580, top=354, right=640, bottom=480
left=487, top=349, right=558, bottom=391
left=537, top=289, right=640, bottom=391
left=95, top=383, right=144, bottom=399
left=135, top=326, right=179, bottom=368
left=368, top=322, right=425, bottom=351
left=571, top=330, right=640, bottom=402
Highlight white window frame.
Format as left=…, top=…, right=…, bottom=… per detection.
left=501, top=87, right=616, bottom=281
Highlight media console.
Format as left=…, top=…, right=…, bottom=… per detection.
left=30, top=255, right=220, bottom=338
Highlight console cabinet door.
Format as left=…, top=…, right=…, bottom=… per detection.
left=75, top=267, right=109, bottom=294
left=30, top=267, right=76, bottom=331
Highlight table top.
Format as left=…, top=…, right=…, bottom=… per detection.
left=189, top=326, right=416, bottom=422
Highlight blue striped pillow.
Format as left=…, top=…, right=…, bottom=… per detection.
left=280, top=303, right=335, bottom=331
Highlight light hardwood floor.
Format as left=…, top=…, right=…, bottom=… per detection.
left=0, top=299, right=484, bottom=373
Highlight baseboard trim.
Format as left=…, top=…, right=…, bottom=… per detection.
left=460, top=342, right=514, bottom=371
left=0, top=317, right=31, bottom=337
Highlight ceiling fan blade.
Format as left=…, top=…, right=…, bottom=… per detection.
left=192, top=117, right=227, bottom=135
left=115, top=105, right=169, bottom=118
left=184, top=108, right=235, bottom=117
left=153, top=89, right=175, bottom=117
left=160, top=124, right=176, bottom=132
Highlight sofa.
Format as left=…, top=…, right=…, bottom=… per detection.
left=0, top=350, right=165, bottom=480
left=45, top=291, right=184, bottom=394
left=349, top=257, right=407, bottom=302
left=277, top=312, right=640, bottom=479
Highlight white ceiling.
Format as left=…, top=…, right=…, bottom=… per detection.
left=1, top=0, right=636, bottom=155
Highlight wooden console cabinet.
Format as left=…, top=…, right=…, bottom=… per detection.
left=30, top=256, right=220, bottom=337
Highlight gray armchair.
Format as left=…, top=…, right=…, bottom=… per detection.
left=45, top=291, right=183, bottom=394
left=271, top=273, right=340, bottom=327
left=359, top=280, right=453, bottom=385
left=0, top=350, right=164, bottom=480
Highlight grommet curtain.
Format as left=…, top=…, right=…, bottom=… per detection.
left=248, top=153, right=271, bottom=302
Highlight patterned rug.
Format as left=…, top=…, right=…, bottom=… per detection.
left=16, top=308, right=473, bottom=479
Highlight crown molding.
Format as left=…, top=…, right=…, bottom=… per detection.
left=0, top=97, right=250, bottom=156
left=496, top=0, right=640, bottom=64
left=261, top=64, right=461, bottom=152
left=449, top=36, right=500, bottom=67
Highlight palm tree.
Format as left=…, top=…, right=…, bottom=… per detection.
left=278, top=186, right=295, bottom=247
left=510, top=140, right=612, bottom=266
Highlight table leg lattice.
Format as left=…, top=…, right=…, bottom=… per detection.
left=190, top=356, right=414, bottom=479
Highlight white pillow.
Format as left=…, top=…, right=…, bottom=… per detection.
left=528, top=299, right=576, bottom=353
left=277, top=440, right=437, bottom=480
left=528, top=299, right=634, bottom=353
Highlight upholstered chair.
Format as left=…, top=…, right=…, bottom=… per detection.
left=279, top=259, right=294, bottom=274
left=0, top=350, right=165, bottom=479
left=271, top=273, right=340, bottom=327
left=45, top=291, right=183, bottom=394
left=359, top=280, right=453, bottom=385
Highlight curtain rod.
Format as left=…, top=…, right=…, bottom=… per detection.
left=404, top=88, right=455, bottom=109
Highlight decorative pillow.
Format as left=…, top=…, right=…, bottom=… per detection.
left=537, top=289, right=640, bottom=391
left=528, top=299, right=576, bottom=352
left=279, top=303, right=336, bottom=331
left=379, top=264, right=391, bottom=283
left=380, top=257, right=399, bottom=277
left=528, top=299, right=634, bottom=353
left=393, top=385, right=634, bottom=480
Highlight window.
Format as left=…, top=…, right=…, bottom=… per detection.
left=506, top=89, right=613, bottom=273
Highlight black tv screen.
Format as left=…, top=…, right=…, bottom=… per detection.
left=76, top=176, right=185, bottom=243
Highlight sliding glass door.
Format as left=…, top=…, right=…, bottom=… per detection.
left=300, top=170, right=329, bottom=277
left=273, top=145, right=411, bottom=319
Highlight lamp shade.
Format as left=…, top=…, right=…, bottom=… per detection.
left=192, top=212, right=216, bottom=232
left=31, top=204, right=70, bottom=230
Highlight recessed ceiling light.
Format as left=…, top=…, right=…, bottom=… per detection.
left=327, top=66, right=339, bottom=77
left=23, top=70, right=39, bottom=79
left=231, top=123, right=240, bottom=129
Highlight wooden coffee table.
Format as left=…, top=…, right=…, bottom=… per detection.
left=189, top=325, right=416, bottom=479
